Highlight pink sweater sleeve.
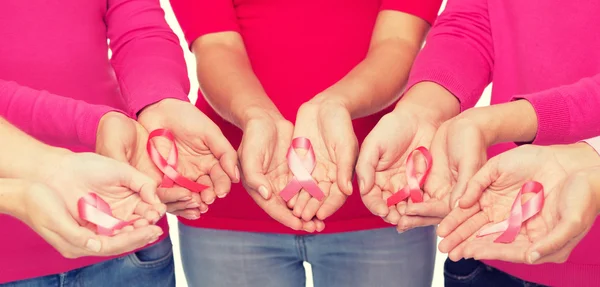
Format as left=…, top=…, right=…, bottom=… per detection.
left=405, top=0, right=493, bottom=111
left=106, top=0, right=190, bottom=116
left=512, top=75, right=600, bottom=145
left=0, top=80, right=118, bottom=149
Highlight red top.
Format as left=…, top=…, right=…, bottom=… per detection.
left=171, top=0, right=441, bottom=234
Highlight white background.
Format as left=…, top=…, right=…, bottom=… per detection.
left=158, top=1, right=492, bottom=286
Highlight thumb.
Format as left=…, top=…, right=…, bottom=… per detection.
left=115, top=162, right=162, bottom=207
left=240, top=153, right=273, bottom=200
left=204, top=124, right=239, bottom=183
left=334, top=139, right=358, bottom=196
left=355, top=140, right=380, bottom=195
left=450, top=154, right=484, bottom=209
left=459, top=158, right=499, bottom=208
left=526, top=216, right=582, bottom=264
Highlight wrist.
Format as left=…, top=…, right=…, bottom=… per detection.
left=396, top=82, right=460, bottom=125
left=239, top=105, right=285, bottom=130
left=456, top=108, right=502, bottom=146
left=96, top=111, right=130, bottom=153
left=31, top=147, right=72, bottom=185
left=137, top=98, right=187, bottom=127
left=0, top=178, right=30, bottom=218
left=552, top=142, right=600, bottom=173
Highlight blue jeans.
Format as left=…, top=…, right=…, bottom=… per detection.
left=444, top=259, right=548, bottom=287
left=2, top=236, right=175, bottom=287
left=179, top=223, right=436, bottom=287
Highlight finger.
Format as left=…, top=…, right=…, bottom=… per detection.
left=531, top=240, right=579, bottom=265
left=99, top=225, right=164, bottom=256
left=240, top=155, right=272, bottom=200
left=459, top=159, right=499, bottom=209
left=448, top=240, right=469, bottom=262
left=115, top=162, right=161, bottom=207
left=437, top=204, right=481, bottom=237
left=438, top=212, right=488, bottom=254
left=287, top=193, right=298, bottom=208
left=397, top=216, right=442, bottom=232
left=405, top=200, right=450, bottom=218
left=361, top=186, right=389, bottom=217
left=334, top=141, right=358, bottom=196
left=157, top=186, right=193, bottom=204
left=133, top=202, right=161, bottom=224
left=463, top=238, right=529, bottom=263
left=315, top=220, right=326, bottom=232
left=355, top=139, right=380, bottom=195
left=316, top=188, right=348, bottom=220
left=302, top=220, right=316, bottom=233
left=204, top=125, right=239, bottom=183
left=450, top=155, right=484, bottom=208
left=248, top=192, right=303, bottom=231
left=302, top=197, right=321, bottom=222
left=385, top=208, right=401, bottom=225
left=527, top=217, right=584, bottom=264
left=292, top=190, right=311, bottom=218
left=180, top=209, right=201, bottom=220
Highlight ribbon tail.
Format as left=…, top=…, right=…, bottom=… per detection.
left=387, top=187, right=410, bottom=206
left=280, top=178, right=302, bottom=201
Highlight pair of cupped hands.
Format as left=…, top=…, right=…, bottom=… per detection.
left=359, top=100, right=600, bottom=266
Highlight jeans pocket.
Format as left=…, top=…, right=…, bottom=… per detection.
left=126, top=236, right=174, bottom=269
left=444, top=259, right=486, bottom=285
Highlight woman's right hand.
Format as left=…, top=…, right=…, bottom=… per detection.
left=11, top=179, right=163, bottom=259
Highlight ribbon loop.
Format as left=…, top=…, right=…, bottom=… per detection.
left=280, top=137, right=325, bottom=201
left=387, top=147, right=432, bottom=206
left=78, top=193, right=131, bottom=236
left=146, top=129, right=208, bottom=192
left=477, top=181, right=544, bottom=243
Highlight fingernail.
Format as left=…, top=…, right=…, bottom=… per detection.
left=258, top=186, right=269, bottom=199
left=154, top=194, right=160, bottom=203
left=205, top=198, right=215, bottom=205
left=359, top=179, right=365, bottom=193
left=181, top=196, right=192, bottom=201
left=529, top=251, right=540, bottom=263
left=217, top=192, right=228, bottom=199
left=397, top=230, right=404, bottom=234
left=186, top=202, right=200, bottom=208
left=347, top=181, right=353, bottom=193
left=85, top=239, right=101, bottom=252
left=148, top=235, right=160, bottom=244
left=200, top=206, right=209, bottom=214
left=235, top=166, right=241, bottom=182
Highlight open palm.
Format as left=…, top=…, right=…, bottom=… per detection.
left=357, top=109, right=438, bottom=226
left=290, top=103, right=357, bottom=222
left=438, top=145, right=575, bottom=261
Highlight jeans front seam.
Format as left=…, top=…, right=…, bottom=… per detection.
left=295, top=236, right=308, bottom=261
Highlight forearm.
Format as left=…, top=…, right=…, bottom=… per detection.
left=311, top=11, right=429, bottom=119
left=0, top=178, right=28, bottom=217
left=0, top=117, right=68, bottom=182
left=457, top=100, right=538, bottom=145
left=0, top=80, right=117, bottom=149
left=394, top=81, right=461, bottom=124
left=193, top=33, right=282, bottom=128
left=311, top=39, right=420, bottom=119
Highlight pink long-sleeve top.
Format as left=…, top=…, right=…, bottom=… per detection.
left=407, top=0, right=600, bottom=286
left=0, top=0, right=189, bottom=283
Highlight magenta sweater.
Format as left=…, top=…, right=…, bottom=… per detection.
left=407, top=0, right=600, bottom=286
left=0, top=0, right=189, bottom=283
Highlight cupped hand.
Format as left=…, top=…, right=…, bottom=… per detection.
left=96, top=111, right=205, bottom=220
left=14, top=180, right=163, bottom=259
left=41, top=151, right=165, bottom=231
left=437, top=144, right=600, bottom=262
left=137, top=99, right=239, bottom=218
left=239, top=114, right=324, bottom=232
left=402, top=112, right=489, bottom=231
left=356, top=104, right=439, bottom=228
left=289, top=101, right=357, bottom=222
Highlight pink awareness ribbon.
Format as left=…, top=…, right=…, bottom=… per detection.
left=146, top=129, right=208, bottom=192
left=279, top=137, right=325, bottom=201
left=387, top=147, right=432, bottom=206
left=477, top=181, right=544, bottom=243
left=78, top=193, right=132, bottom=236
